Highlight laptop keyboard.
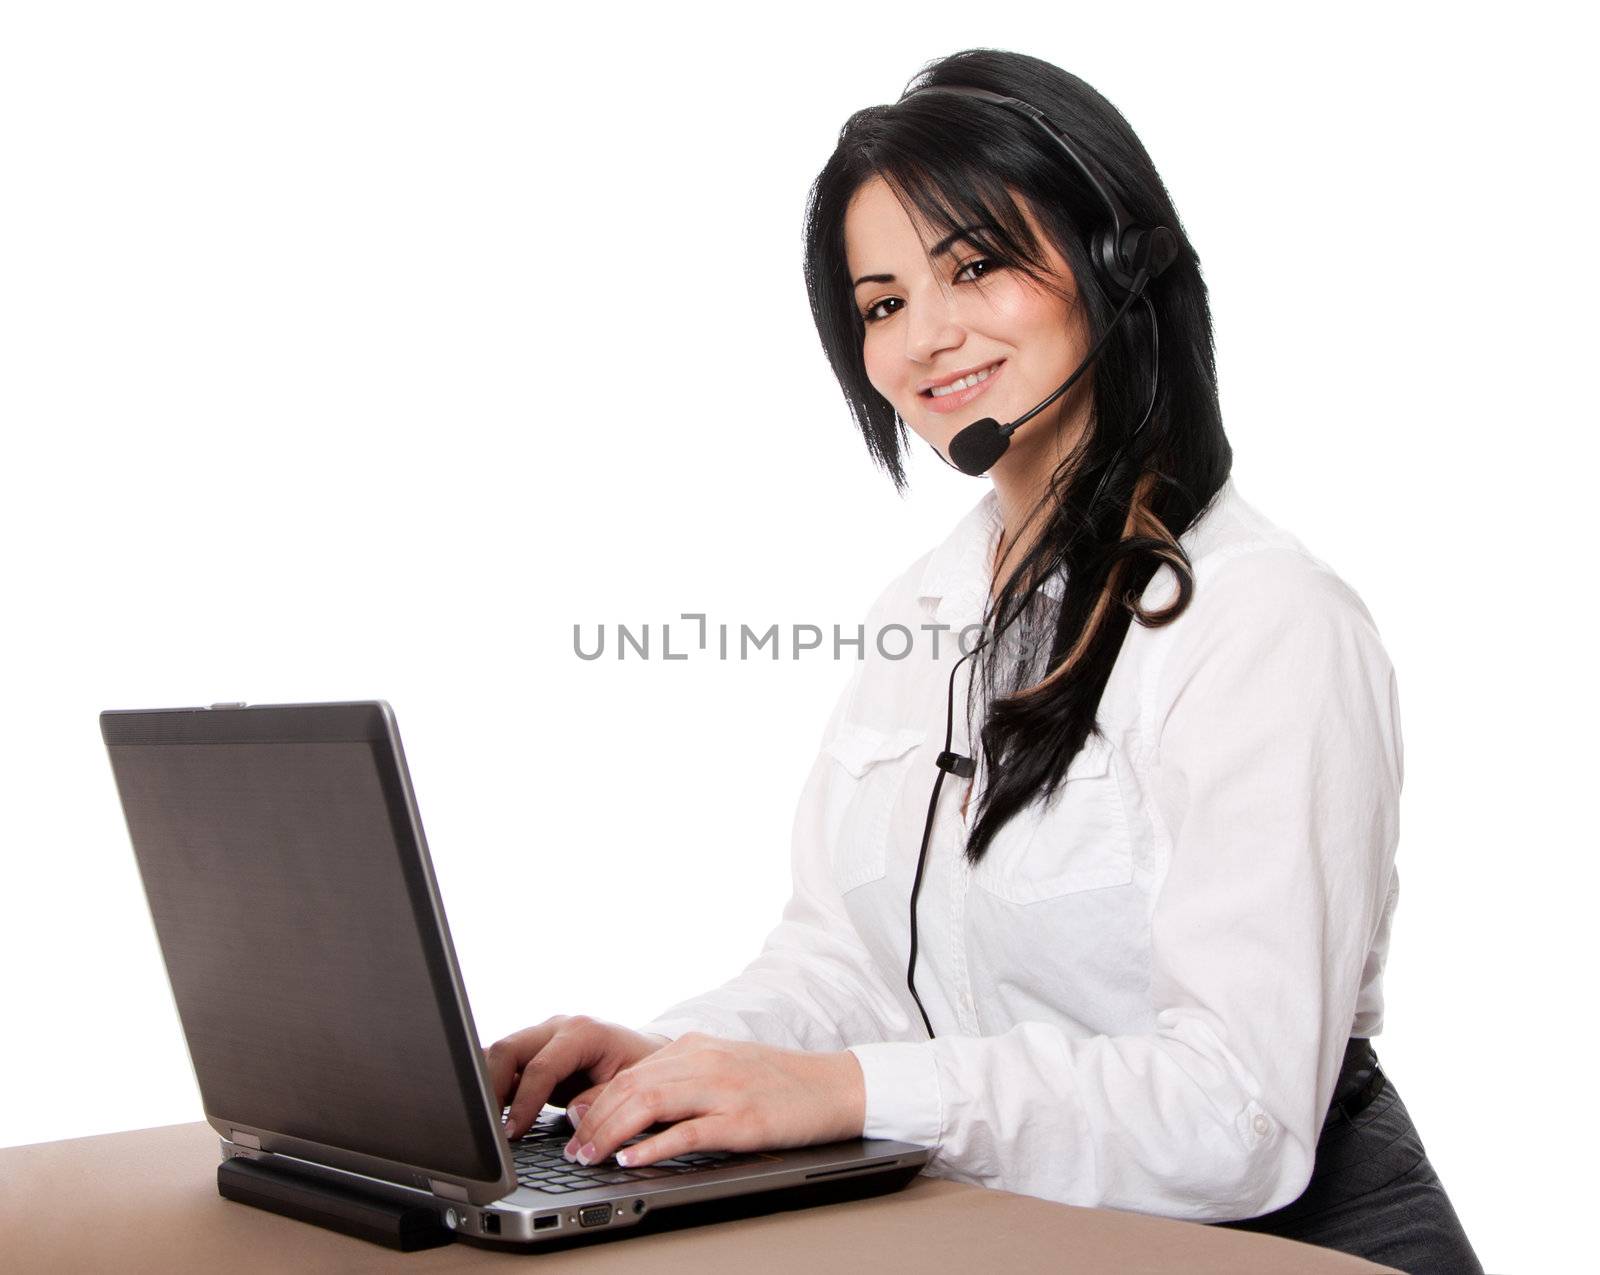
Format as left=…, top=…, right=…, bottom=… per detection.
left=506, top=1114, right=769, bottom=1193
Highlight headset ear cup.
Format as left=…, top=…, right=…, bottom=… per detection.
left=1145, top=225, right=1179, bottom=278
left=1093, top=227, right=1133, bottom=299
left=1123, top=226, right=1157, bottom=277
left=1109, top=224, right=1180, bottom=295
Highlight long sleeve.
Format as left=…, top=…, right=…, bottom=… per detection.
left=636, top=664, right=920, bottom=1053
left=845, top=546, right=1404, bottom=1220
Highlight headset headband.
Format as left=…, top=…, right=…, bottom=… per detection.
left=899, top=84, right=1177, bottom=300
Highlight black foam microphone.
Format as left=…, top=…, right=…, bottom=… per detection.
left=944, top=258, right=1155, bottom=477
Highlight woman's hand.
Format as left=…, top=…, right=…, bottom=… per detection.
left=560, top=1032, right=867, bottom=1169
left=485, top=1014, right=672, bottom=1140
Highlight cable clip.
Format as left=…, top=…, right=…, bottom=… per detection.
left=935, top=750, right=976, bottom=778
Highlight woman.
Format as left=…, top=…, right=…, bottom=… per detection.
left=488, top=49, right=1482, bottom=1273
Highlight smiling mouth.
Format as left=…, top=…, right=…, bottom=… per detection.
left=921, top=360, right=1005, bottom=398
left=920, top=360, right=1006, bottom=414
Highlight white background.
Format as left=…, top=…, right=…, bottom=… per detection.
left=1, top=3, right=1591, bottom=1269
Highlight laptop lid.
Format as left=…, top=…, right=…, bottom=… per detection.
left=100, top=700, right=515, bottom=1207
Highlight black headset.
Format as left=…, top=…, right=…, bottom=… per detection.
left=894, top=84, right=1176, bottom=1038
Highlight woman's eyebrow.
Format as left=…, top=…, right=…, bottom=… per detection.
left=853, top=226, right=987, bottom=290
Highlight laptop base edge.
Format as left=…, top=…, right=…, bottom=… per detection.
left=218, top=1150, right=928, bottom=1252
left=458, top=1160, right=928, bottom=1253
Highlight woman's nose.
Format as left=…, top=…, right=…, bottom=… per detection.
left=904, top=293, right=966, bottom=365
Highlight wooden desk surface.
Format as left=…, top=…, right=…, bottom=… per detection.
left=0, top=1122, right=1398, bottom=1273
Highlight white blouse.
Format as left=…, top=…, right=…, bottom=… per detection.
left=638, top=476, right=1403, bottom=1222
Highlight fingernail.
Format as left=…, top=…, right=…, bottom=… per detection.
left=576, top=1142, right=597, bottom=1165
left=563, top=1136, right=578, bottom=1158
left=570, top=1103, right=589, bottom=1123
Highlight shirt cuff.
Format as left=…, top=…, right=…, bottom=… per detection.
left=846, top=1041, right=944, bottom=1149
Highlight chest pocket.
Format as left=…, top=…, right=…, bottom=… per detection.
left=821, top=723, right=926, bottom=893
left=971, top=733, right=1135, bottom=904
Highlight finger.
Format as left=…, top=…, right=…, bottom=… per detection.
left=564, top=1034, right=712, bottom=1154
left=564, top=1086, right=604, bottom=1125
left=483, top=1048, right=517, bottom=1107
left=483, top=1018, right=568, bottom=1104
left=505, top=1024, right=607, bottom=1139
left=612, top=1116, right=723, bottom=1168
left=498, top=1070, right=521, bottom=1121
left=568, top=1068, right=706, bottom=1167
left=506, top=1054, right=578, bottom=1139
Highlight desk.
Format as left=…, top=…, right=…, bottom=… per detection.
left=1, top=1123, right=1398, bottom=1273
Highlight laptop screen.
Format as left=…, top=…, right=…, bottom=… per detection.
left=101, top=702, right=504, bottom=1188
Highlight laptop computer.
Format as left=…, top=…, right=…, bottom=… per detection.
left=99, top=699, right=932, bottom=1247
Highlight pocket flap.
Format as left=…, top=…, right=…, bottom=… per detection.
left=1062, top=732, right=1114, bottom=782
left=823, top=724, right=926, bottom=778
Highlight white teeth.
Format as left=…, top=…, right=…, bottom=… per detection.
left=929, top=363, right=998, bottom=397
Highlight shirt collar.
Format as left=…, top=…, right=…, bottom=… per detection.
left=917, top=487, right=1066, bottom=624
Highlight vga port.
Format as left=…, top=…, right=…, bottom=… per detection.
left=578, top=1203, right=613, bottom=1229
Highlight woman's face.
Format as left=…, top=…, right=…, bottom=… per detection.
left=844, top=175, right=1092, bottom=481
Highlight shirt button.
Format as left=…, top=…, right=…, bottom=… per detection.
left=1252, top=1114, right=1271, bottom=1136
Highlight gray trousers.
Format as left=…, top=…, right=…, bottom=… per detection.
left=1210, top=1043, right=1483, bottom=1274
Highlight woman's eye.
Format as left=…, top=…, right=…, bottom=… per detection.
left=859, top=260, right=996, bottom=325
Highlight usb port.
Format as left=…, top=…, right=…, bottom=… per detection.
left=533, top=1213, right=558, bottom=1231
left=578, top=1203, right=612, bottom=1228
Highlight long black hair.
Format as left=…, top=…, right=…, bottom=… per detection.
left=801, top=48, right=1233, bottom=866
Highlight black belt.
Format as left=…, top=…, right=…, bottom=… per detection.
left=1323, top=1036, right=1386, bottom=1129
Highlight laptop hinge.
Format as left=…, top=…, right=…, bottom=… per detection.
left=230, top=1130, right=262, bottom=1150
left=428, top=1179, right=469, bottom=1202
